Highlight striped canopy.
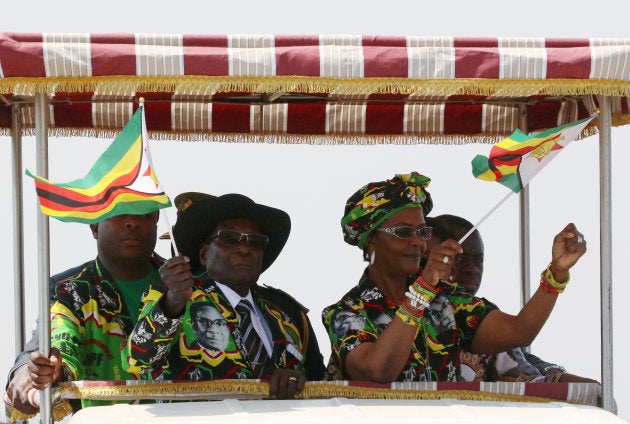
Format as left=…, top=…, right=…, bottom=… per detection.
left=1, top=33, right=630, bottom=144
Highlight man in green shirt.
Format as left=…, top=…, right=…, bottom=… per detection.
left=24, top=211, right=164, bottom=410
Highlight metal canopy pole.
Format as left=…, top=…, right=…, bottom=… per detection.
left=11, top=104, right=25, bottom=355
left=34, top=92, right=53, bottom=424
left=518, top=105, right=531, bottom=318
left=597, top=96, right=614, bottom=413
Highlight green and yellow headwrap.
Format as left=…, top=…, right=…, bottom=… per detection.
left=341, top=172, right=433, bottom=249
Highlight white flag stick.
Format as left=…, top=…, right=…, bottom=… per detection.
left=458, top=190, right=515, bottom=244
left=139, top=99, right=180, bottom=256
left=161, top=210, right=179, bottom=256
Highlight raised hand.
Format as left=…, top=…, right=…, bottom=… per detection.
left=159, top=255, right=195, bottom=317
left=549, top=223, right=587, bottom=282
left=422, top=239, right=462, bottom=286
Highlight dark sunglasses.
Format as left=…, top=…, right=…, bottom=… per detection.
left=376, top=225, right=432, bottom=241
left=207, top=229, right=269, bottom=250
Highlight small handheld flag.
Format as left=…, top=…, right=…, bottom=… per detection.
left=459, top=115, right=596, bottom=244
left=26, top=105, right=172, bottom=224
left=471, top=115, right=595, bottom=193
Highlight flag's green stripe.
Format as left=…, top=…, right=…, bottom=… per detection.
left=471, top=155, right=491, bottom=178
left=56, top=109, right=142, bottom=189
left=498, top=174, right=523, bottom=193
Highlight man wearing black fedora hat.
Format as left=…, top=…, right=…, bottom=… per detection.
left=123, top=193, right=325, bottom=399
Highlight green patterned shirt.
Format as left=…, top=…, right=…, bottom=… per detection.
left=322, top=269, right=498, bottom=382
left=50, top=256, right=164, bottom=408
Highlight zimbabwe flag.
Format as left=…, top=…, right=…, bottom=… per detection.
left=471, top=115, right=595, bottom=193
left=26, top=105, right=171, bottom=224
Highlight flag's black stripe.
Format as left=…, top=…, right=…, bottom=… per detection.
left=36, top=185, right=166, bottom=209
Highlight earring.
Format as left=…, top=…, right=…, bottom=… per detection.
left=370, top=251, right=375, bottom=266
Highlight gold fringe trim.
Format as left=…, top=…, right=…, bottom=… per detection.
left=301, top=383, right=555, bottom=404
left=9, top=379, right=596, bottom=423
left=7, top=400, right=73, bottom=423
left=149, top=132, right=509, bottom=146
left=58, top=379, right=270, bottom=400
left=56, top=380, right=556, bottom=404
left=0, top=121, right=614, bottom=146
left=3, top=75, right=630, bottom=97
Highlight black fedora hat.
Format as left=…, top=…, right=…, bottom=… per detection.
left=172, top=193, right=291, bottom=274
left=160, top=192, right=217, bottom=240
left=174, top=192, right=217, bottom=215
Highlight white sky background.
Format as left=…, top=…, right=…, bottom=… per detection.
left=1, top=0, right=629, bottom=420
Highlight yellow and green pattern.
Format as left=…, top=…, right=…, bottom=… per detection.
left=471, top=115, right=594, bottom=193
left=124, top=277, right=310, bottom=382
left=26, top=106, right=171, bottom=223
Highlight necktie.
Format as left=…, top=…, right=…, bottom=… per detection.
left=236, top=300, right=269, bottom=377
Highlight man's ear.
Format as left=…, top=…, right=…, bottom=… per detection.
left=89, top=223, right=99, bottom=239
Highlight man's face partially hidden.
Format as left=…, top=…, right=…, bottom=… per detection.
left=91, top=212, right=159, bottom=262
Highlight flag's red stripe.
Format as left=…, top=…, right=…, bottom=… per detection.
left=490, top=145, right=536, bottom=158
left=488, top=155, right=521, bottom=167
left=37, top=187, right=165, bottom=213
left=36, top=190, right=164, bottom=213
left=33, top=162, right=141, bottom=204
left=33, top=172, right=139, bottom=204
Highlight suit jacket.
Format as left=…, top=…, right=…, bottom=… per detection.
left=124, top=276, right=325, bottom=381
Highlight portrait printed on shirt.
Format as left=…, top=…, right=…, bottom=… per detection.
left=190, top=302, right=230, bottom=351
left=495, top=348, right=541, bottom=378
left=373, top=312, right=392, bottom=335
left=332, top=310, right=366, bottom=339
left=164, top=296, right=253, bottom=381
left=425, top=294, right=456, bottom=334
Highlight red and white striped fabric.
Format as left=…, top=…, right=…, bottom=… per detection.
left=1, top=33, right=629, bottom=143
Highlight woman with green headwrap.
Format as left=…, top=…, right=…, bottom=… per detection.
left=322, top=172, right=587, bottom=383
